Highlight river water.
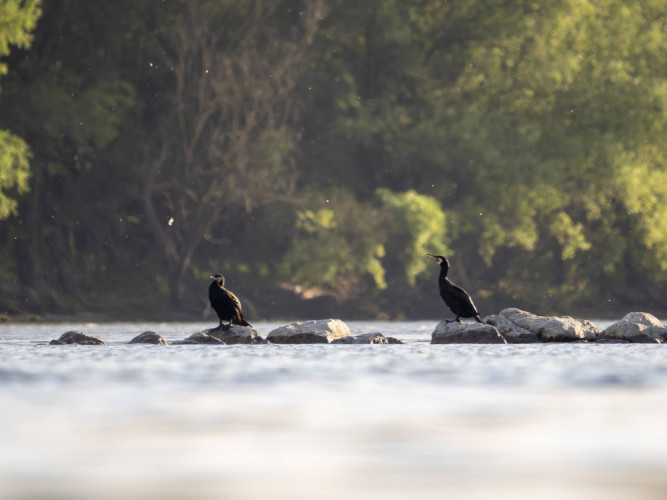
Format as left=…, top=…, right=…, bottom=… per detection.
left=1, top=320, right=667, bottom=499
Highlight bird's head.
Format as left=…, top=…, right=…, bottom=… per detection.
left=210, top=274, right=225, bottom=286
left=426, top=254, right=450, bottom=268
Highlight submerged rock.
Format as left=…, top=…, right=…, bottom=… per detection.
left=128, top=331, right=167, bottom=345
left=206, top=324, right=264, bottom=344
left=50, top=331, right=105, bottom=345
left=431, top=321, right=507, bottom=344
left=499, top=308, right=598, bottom=342
left=598, top=312, right=665, bottom=343
left=173, top=332, right=225, bottom=345
left=267, top=319, right=351, bottom=344
left=332, top=332, right=388, bottom=344
left=484, top=315, right=541, bottom=343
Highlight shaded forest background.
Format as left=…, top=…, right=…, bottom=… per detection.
left=0, top=0, right=665, bottom=321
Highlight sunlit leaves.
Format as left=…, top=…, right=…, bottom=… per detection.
left=0, top=130, right=30, bottom=219
left=0, top=0, right=41, bottom=76
left=0, top=0, right=40, bottom=220
left=614, top=146, right=667, bottom=272
left=283, top=192, right=386, bottom=296
left=549, top=212, right=591, bottom=261
left=377, top=188, right=448, bottom=285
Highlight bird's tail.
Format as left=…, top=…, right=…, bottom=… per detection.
left=241, top=319, right=252, bottom=327
left=475, top=314, right=486, bottom=324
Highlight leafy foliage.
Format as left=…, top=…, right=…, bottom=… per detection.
left=0, top=0, right=665, bottom=317
left=376, top=189, right=448, bottom=285
left=0, top=130, right=30, bottom=219
left=0, top=0, right=40, bottom=221
left=282, top=191, right=386, bottom=298
left=0, top=0, right=41, bottom=75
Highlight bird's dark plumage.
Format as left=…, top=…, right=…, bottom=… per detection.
left=426, top=254, right=484, bottom=324
left=209, top=274, right=252, bottom=328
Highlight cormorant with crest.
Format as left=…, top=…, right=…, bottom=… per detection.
left=209, top=274, right=252, bottom=328
left=426, top=254, right=484, bottom=324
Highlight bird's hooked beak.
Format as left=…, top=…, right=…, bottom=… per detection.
left=426, top=253, right=439, bottom=262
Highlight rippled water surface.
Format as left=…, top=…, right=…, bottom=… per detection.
left=1, top=320, right=667, bottom=499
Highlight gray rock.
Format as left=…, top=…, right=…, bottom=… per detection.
left=173, top=332, right=225, bottom=345
left=205, top=324, right=264, bottom=344
left=484, top=315, right=541, bottom=343
left=647, top=325, right=667, bottom=342
left=621, top=312, right=663, bottom=328
left=598, top=312, right=665, bottom=343
left=499, top=308, right=598, bottom=342
left=50, top=331, right=105, bottom=345
left=332, top=332, right=388, bottom=344
left=128, top=331, right=167, bottom=345
left=431, top=321, right=507, bottom=344
left=267, top=319, right=351, bottom=344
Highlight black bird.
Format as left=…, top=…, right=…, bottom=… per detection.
left=426, top=254, right=484, bottom=324
left=209, top=274, right=252, bottom=328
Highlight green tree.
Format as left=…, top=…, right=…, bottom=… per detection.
left=376, top=188, right=448, bottom=286
left=281, top=190, right=386, bottom=301
left=0, top=130, right=30, bottom=219
left=449, top=0, right=667, bottom=308
left=298, top=0, right=667, bottom=312
left=0, top=0, right=40, bottom=220
left=0, top=0, right=140, bottom=310
left=1, top=0, right=666, bottom=318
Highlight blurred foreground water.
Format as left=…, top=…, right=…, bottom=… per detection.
left=1, top=320, right=667, bottom=499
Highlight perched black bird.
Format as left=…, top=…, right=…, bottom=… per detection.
left=426, top=254, right=484, bottom=324
left=209, top=274, right=252, bottom=328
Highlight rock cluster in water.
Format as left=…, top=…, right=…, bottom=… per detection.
left=45, top=310, right=666, bottom=345
left=47, top=319, right=403, bottom=346
left=431, top=309, right=667, bottom=344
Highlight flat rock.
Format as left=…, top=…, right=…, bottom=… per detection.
left=128, top=331, right=167, bottom=345
left=598, top=312, right=665, bottom=343
left=499, top=308, right=598, bottom=342
left=267, top=319, right=351, bottom=344
left=431, top=321, right=507, bottom=344
left=173, top=332, right=225, bottom=345
left=50, top=331, right=105, bottom=345
left=205, top=324, right=264, bottom=344
left=332, top=332, right=388, bottom=344
left=484, top=315, right=541, bottom=343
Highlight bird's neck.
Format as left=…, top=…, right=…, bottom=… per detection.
left=439, top=264, right=449, bottom=280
